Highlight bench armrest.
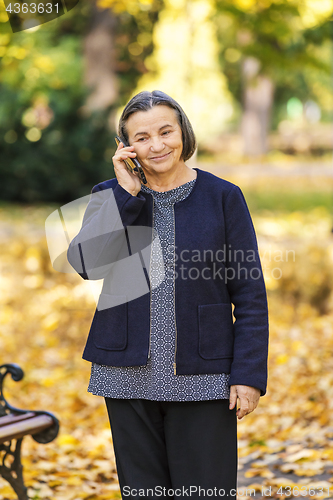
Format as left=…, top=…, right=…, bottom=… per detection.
left=0, top=363, right=59, bottom=443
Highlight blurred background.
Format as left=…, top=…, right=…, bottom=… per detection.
left=0, top=0, right=333, bottom=498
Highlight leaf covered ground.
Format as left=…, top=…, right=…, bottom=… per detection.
left=0, top=174, right=333, bottom=500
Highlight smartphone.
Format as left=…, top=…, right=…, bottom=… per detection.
left=115, top=136, right=147, bottom=184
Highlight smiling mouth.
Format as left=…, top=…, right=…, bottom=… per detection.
left=149, top=151, right=172, bottom=160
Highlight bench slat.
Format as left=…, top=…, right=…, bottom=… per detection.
left=0, top=412, right=36, bottom=427
left=0, top=414, right=53, bottom=444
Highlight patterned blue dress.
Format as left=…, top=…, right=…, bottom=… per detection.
left=87, top=178, right=230, bottom=401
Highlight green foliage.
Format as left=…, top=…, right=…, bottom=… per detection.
left=0, top=0, right=331, bottom=201
left=113, top=1, right=164, bottom=101
left=0, top=0, right=163, bottom=202
left=0, top=83, right=116, bottom=202
left=0, top=3, right=114, bottom=202
left=213, top=0, right=333, bottom=127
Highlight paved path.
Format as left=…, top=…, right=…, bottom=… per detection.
left=197, top=161, right=333, bottom=180
left=236, top=439, right=333, bottom=499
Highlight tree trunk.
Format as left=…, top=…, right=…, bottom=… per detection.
left=241, top=57, right=274, bottom=156
left=82, top=0, right=119, bottom=115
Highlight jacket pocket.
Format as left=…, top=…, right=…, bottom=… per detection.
left=198, top=303, right=234, bottom=359
left=93, top=294, right=127, bottom=350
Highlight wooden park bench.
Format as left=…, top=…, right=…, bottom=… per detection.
left=0, top=363, right=59, bottom=500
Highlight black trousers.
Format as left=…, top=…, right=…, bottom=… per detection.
left=104, top=398, right=238, bottom=499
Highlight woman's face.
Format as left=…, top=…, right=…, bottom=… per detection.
left=125, top=105, right=185, bottom=177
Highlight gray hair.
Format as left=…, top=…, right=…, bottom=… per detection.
left=118, top=90, right=197, bottom=162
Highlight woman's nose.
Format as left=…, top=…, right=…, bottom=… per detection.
left=150, top=136, right=165, bottom=152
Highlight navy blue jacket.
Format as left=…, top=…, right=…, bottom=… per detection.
left=67, top=168, right=269, bottom=396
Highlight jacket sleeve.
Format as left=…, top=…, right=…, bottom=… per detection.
left=223, top=185, right=269, bottom=396
left=67, top=183, right=146, bottom=280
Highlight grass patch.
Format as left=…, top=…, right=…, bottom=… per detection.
left=243, top=187, right=333, bottom=213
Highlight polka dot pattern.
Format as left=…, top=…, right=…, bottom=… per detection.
left=88, top=178, right=230, bottom=401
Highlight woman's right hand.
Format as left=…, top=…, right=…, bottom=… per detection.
left=112, top=142, right=142, bottom=197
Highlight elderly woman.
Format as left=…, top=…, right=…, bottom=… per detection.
left=67, top=90, right=269, bottom=499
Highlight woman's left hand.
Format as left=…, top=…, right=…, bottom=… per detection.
left=229, top=385, right=261, bottom=420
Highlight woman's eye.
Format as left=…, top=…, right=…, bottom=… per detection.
left=162, top=131, right=171, bottom=136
